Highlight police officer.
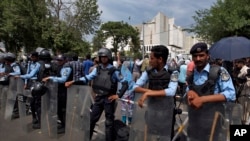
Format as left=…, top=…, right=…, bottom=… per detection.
left=132, top=45, right=179, bottom=140
left=186, top=42, right=236, bottom=141
left=43, top=54, right=73, bottom=134
left=2, top=52, right=21, bottom=77
left=16, top=51, right=41, bottom=128
left=65, top=48, right=129, bottom=141
left=0, top=53, right=21, bottom=117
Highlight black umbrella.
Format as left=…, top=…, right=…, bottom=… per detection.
left=209, top=36, right=250, bottom=61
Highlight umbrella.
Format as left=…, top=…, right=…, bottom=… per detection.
left=209, top=36, right=250, bottom=61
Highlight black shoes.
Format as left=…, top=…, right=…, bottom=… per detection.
left=57, top=124, right=65, bottom=134
left=32, top=123, right=41, bottom=129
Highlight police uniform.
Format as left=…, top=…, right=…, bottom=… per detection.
left=76, top=63, right=129, bottom=141
left=48, top=60, right=72, bottom=133
left=20, top=52, right=41, bottom=128
left=133, top=65, right=179, bottom=139
left=187, top=43, right=236, bottom=141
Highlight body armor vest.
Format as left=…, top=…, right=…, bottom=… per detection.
left=147, top=68, right=174, bottom=110
left=92, top=66, right=117, bottom=96
left=145, top=68, right=176, bottom=138
left=187, top=65, right=225, bottom=141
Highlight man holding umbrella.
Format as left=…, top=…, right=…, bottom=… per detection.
left=186, top=42, right=236, bottom=141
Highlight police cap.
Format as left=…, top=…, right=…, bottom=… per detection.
left=30, top=51, right=39, bottom=57
left=190, top=42, right=208, bottom=54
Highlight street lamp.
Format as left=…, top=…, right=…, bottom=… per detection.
left=142, top=21, right=155, bottom=59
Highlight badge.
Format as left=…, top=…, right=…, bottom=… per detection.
left=63, top=69, right=68, bottom=76
left=221, top=69, right=230, bottom=81
left=170, top=72, right=179, bottom=82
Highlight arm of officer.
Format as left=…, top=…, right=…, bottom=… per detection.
left=133, top=71, right=151, bottom=93
left=108, top=69, right=131, bottom=101
left=190, top=68, right=236, bottom=109
left=9, top=65, right=21, bottom=76
left=65, top=67, right=97, bottom=87
left=19, top=63, right=40, bottom=79
left=49, top=67, right=72, bottom=83
left=138, top=71, right=179, bottom=107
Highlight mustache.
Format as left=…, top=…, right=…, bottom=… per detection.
left=195, top=61, right=203, bottom=64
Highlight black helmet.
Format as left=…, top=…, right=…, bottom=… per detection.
left=39, top=49, right=51, bottom=60
left=98, top=48, right=112, bottom=60
left=55, top=54, right=66, bottom=61
left=4, top=52, right=16, bottom=62
left=31, top=82, right=47, bottom=97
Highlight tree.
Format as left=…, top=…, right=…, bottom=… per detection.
left=93, top=21, right=141, bottom=57
left=0, top=0, right=101, bottom=56
left=0, top=0, right=48, bottom=53
left=190, top=0, right=250, bottom=43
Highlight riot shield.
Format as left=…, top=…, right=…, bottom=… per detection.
left=208, top=103, right=243, bottom=141
left=65, top=85, right=92, bottom=141
left=41, top=80, right=58, bottom=138
left=16, top=78, right=32, bottom=132
left=187, top=102, right=227, bottom=141
left=0, top=85, right=8, bottom=116
left=129, top=96, right=175, bottom=141
left=4, top=77, right=17, bottom=120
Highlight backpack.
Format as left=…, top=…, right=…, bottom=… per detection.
left=114, top=119, right=130, bottom=141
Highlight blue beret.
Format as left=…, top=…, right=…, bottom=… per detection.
left=190, top=42, right=208, bottom=54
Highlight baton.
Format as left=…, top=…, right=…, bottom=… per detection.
left=118, top=98, right=147, bottom=107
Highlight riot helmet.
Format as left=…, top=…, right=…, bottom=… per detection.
left=39, top=49, right=51, bottom=60
left=98, top=48, right=112, bottom=60
left=31, top=81, right=47, bottom=97
left=4, top=52, right=16, bottom=62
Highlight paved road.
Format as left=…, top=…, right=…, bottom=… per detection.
left=0, top=97, right=189, bottom=141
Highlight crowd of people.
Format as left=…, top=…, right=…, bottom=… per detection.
left=0, top=42, right=249, bottom=141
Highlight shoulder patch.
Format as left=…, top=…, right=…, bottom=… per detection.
left=63, top=69, right=68, bottom=76
left=170, top=71, right=179, bottom=82
left=220, top=69, right=230, bottom=81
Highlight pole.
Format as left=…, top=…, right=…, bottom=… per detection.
left=142, top=22, right=145, bottom=59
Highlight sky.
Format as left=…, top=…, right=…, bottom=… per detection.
left=97, top=0, right=218, bottom=28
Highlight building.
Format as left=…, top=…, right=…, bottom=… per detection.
left=103, top=12, right=203, bottom=59
left=136, top=12, right=203, bottom=59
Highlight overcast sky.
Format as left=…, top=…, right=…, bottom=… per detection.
left=97, top=0, right=217, bottom=28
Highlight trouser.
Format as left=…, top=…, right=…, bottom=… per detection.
left=28, top=80, right=41, bottom=123
left=30, top=96, right=41, bottom=123
left=58, top=90, right=67, bottom=127
left=90, top=95, right=116, bottom=141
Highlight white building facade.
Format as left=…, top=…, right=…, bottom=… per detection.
left=138, top=12, right=202, bottom=59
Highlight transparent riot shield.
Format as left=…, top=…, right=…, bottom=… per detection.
left=16, top=78, right=32, bottom=132
left=187, top=102, right=227, bottom=141
left=0, top=84, right=8, bottom=116
left=41, top=80, right=58, bottom=138
left=65, top=85, right=92, bottom=141
left=208, top=102, right=243, bottom=141
left=129, top=96, right=175, bottom=141
left=4, top=77, right=17, bottom=120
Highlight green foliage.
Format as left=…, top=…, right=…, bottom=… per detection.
left=190, top=0, right=250, bottom=43
left=0, top=0, right=100, bottom=56
left=93, top=21, right=140, bottom=57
